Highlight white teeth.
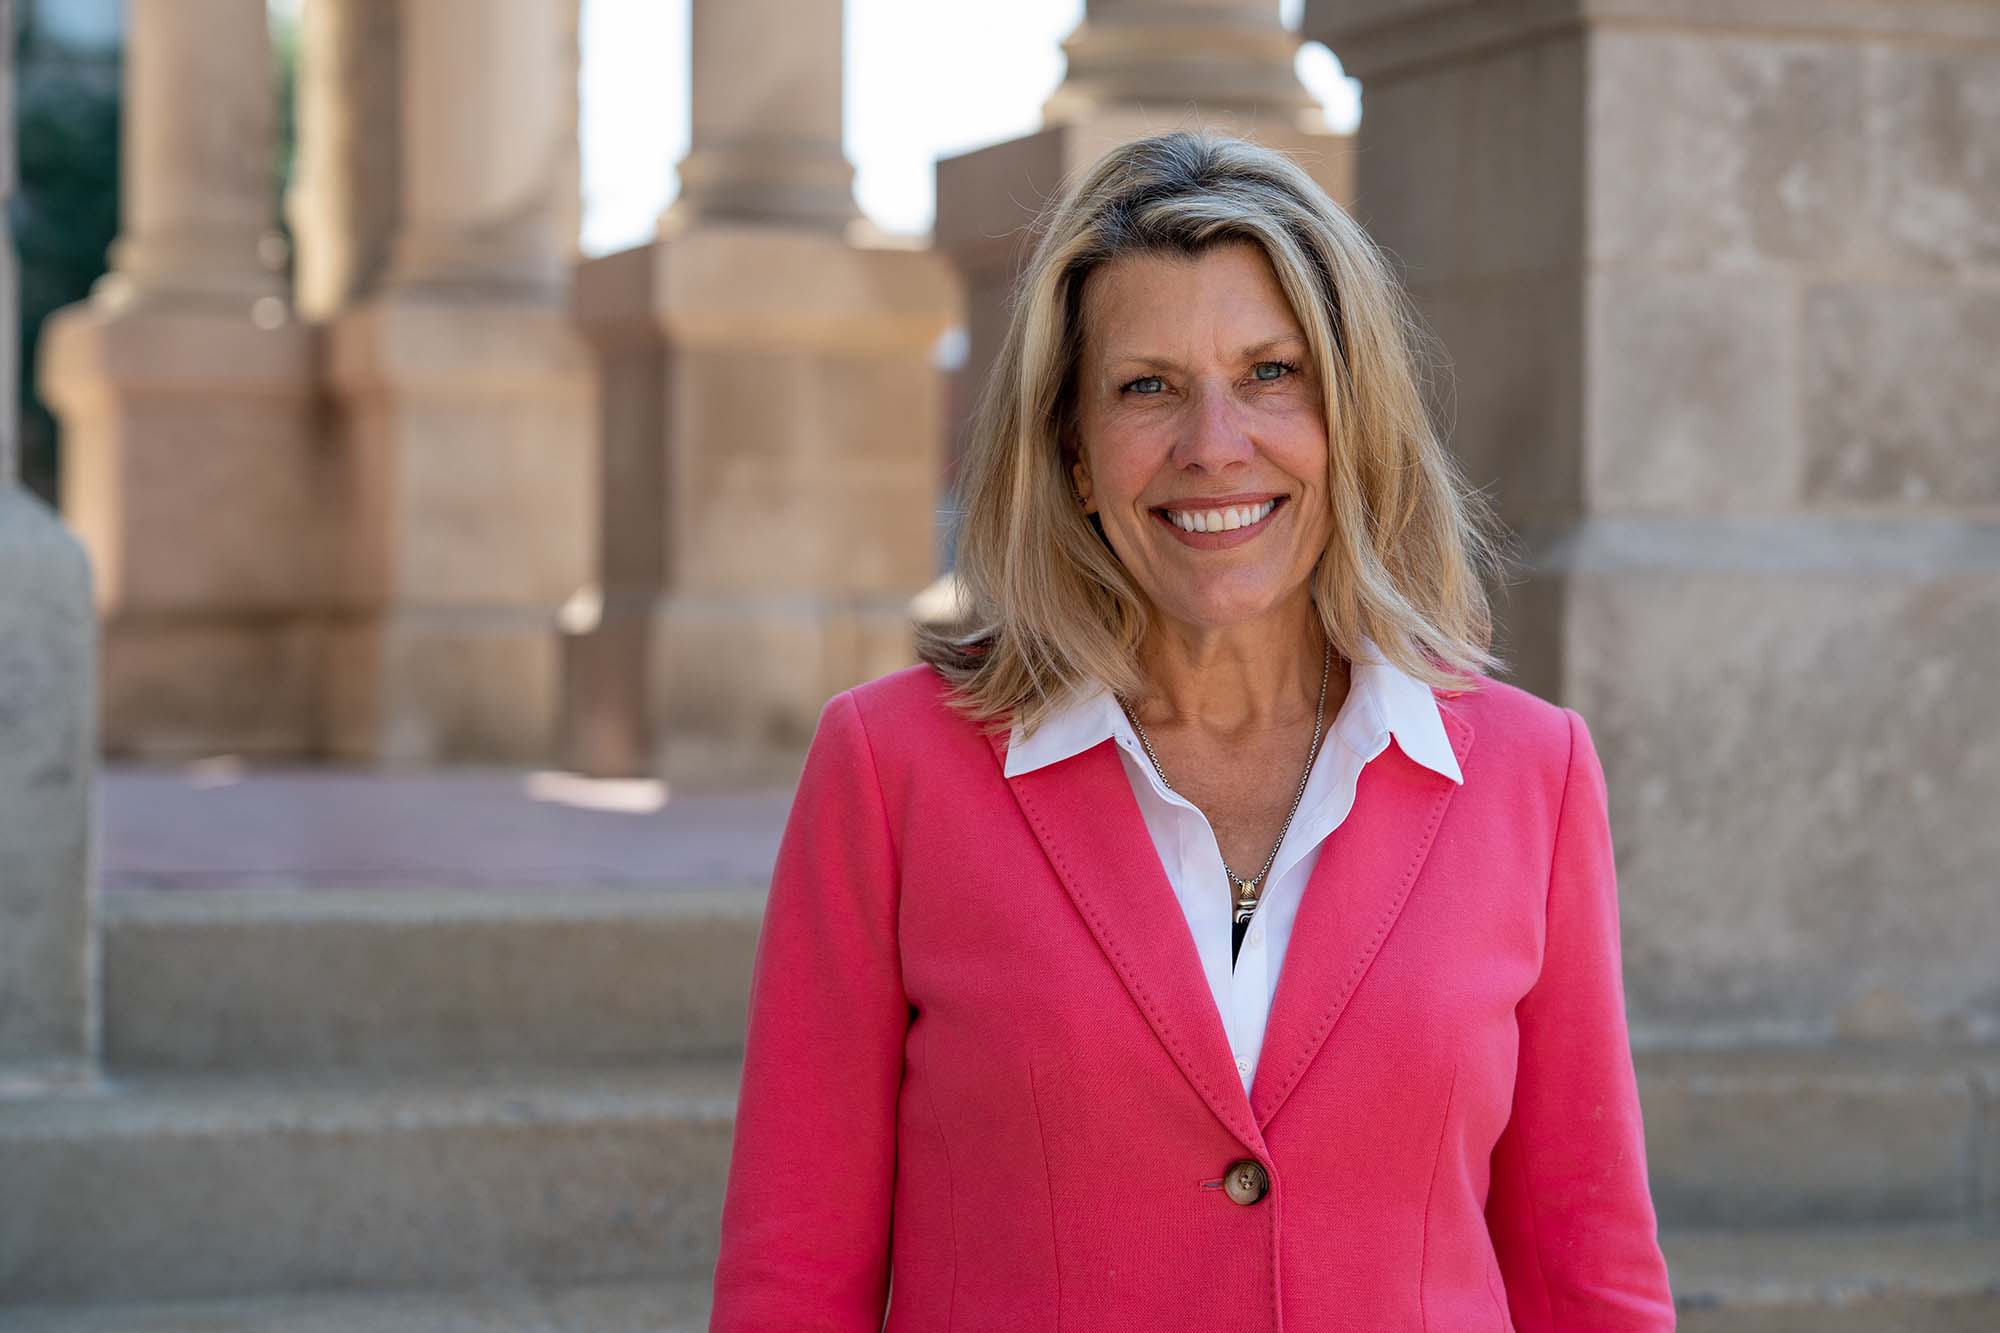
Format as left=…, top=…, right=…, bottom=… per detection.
left=1166, top=499, right=1276, bottom=533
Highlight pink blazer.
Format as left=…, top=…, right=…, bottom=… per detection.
left=710, top=663, right=1675, bottom=1331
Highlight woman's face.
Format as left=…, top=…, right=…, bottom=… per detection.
left=1069, top=240, right=1333, bottom=637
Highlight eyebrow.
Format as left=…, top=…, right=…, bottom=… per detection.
left=1100, top=333, right=1309, bottom=372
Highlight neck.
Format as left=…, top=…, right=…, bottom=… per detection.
left=1129, top=593, right=1335, bottom=742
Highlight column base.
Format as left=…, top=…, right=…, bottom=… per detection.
left=101, top=612, right=328, bottom=758
left=646, top=591, right=920, bottom=792
left=1045, top=12, right=1321, bottom=124
left=666, top=144, right=862, bottom=236
left=568, top=227, right=959, bottom=789
left=558, top=587, right=919, bottom=792
left=558, top=590, right=652, bottom=780
left=325, top=606, right=562, bottom=765
left=37, top=299, right=326, bottom=760
left=35, top=304, right=325, bottom=612
left=325, top=293, right=596, bottom=765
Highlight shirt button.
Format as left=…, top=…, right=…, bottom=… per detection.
left=1235, top=1055, right=1251, bottom=1076
left=1249, top=927, right=1264, bottom=947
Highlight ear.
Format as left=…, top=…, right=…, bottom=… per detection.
left=1066, top=431, right=1096, bottom=514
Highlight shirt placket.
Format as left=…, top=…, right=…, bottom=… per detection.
left=1228, top=904, right=1268, bottom=1092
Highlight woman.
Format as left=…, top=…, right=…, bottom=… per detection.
left=709, top=131, right=1675, bottom=1331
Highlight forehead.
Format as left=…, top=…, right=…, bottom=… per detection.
left=1078, top=240, right=1303, bottom=359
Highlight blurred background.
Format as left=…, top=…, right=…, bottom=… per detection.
left=1, top=0, right=1995, bottom=1328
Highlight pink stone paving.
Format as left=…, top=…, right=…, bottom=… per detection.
left=99, top=763, right=793, bottom=893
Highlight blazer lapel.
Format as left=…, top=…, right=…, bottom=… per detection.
left=1249, top=700, right=1476, bottom=1129
left=988, top=726, right=1266, bottom=1155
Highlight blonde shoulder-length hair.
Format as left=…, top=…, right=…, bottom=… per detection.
left=917, top=130, right=1506, bottom=742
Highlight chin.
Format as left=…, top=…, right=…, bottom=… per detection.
left=1156, top=590, right=1290, bottom=631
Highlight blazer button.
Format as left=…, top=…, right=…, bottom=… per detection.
left=1222, top=1158, right=1269, bottom=1205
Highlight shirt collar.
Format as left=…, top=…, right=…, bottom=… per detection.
left=1003, top=636, right=1463, bottom=785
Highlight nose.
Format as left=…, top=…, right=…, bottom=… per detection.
left=1169, top=378, right=1257, bottom=474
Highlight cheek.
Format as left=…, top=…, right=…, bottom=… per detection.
left=1082, top=427, right=1166, bottom=502
left=1273, top=417, right=1332, bottom=487
left=1296, top=503, right=1335, bottom=556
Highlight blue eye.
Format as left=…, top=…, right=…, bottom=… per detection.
left=1253, top=360, right=1299, bottom=382
left=1122, top=376, right=1165, bottom=395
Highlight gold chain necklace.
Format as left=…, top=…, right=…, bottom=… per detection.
left=1117, top=639, right=1332, bottom=925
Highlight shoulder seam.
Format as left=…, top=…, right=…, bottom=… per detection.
left=837, top=689, right=906, bottom=884
left=1543, top=707, right=1583, bottom=953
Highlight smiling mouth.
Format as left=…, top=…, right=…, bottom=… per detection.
left=1151, top=495, right=1286, bottom=535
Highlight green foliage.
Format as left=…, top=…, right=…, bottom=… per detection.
left=271, top=1, right=299, bottom=261
left=12, top=15, right=120, bottom=501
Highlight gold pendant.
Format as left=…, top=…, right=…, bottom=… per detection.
left=1233, top=877, right=1258, bottom=924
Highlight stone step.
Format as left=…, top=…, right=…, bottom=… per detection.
left=105, top=880, right=2000, bottom=1224
left=1663, top=1225, right=2000, bottom=1332
left=0, top=1271, right=717, bottom=1332
left=97, top=889, right=2000, bottom=1229
left=0, top=1060, right=740, bottom=1308
left=7, top=1227, right=1992, bottom=1331
left=1637, top=1043, right=2000, bottom=1229
left=100, top=886, right=764, bottom=1072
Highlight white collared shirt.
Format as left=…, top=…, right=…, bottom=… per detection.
left=1003, top=639, right=1464, bottom=1099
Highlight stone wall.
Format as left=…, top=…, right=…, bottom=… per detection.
left=1306, top=0, right=2000, bottom=1045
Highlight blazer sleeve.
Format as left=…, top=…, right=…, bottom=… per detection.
left=1484, top=707, right=1677, bottom=1330
left=709, top=689, right=907, bottom=1331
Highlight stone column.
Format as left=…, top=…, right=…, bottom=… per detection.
left=388, top=0, right=568, bottom=293
left=662, top=0, right=860, bottom=234
left=935, top=0, right=1353, bottom=526
left=569, top=0, right=958, bottom=788
left=1304, top=0, right=2000, bottom=1046
left=287, top=0, right=401, bottom=321
left=0, top=0, right=99, bottom=1090
left=324, top=0, right=594, bottom=762
left=39, top=0, right=325, bottom=758
left=104, top=0, right=284, bottom=305
left=554, top=0, right=583, bottom=265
